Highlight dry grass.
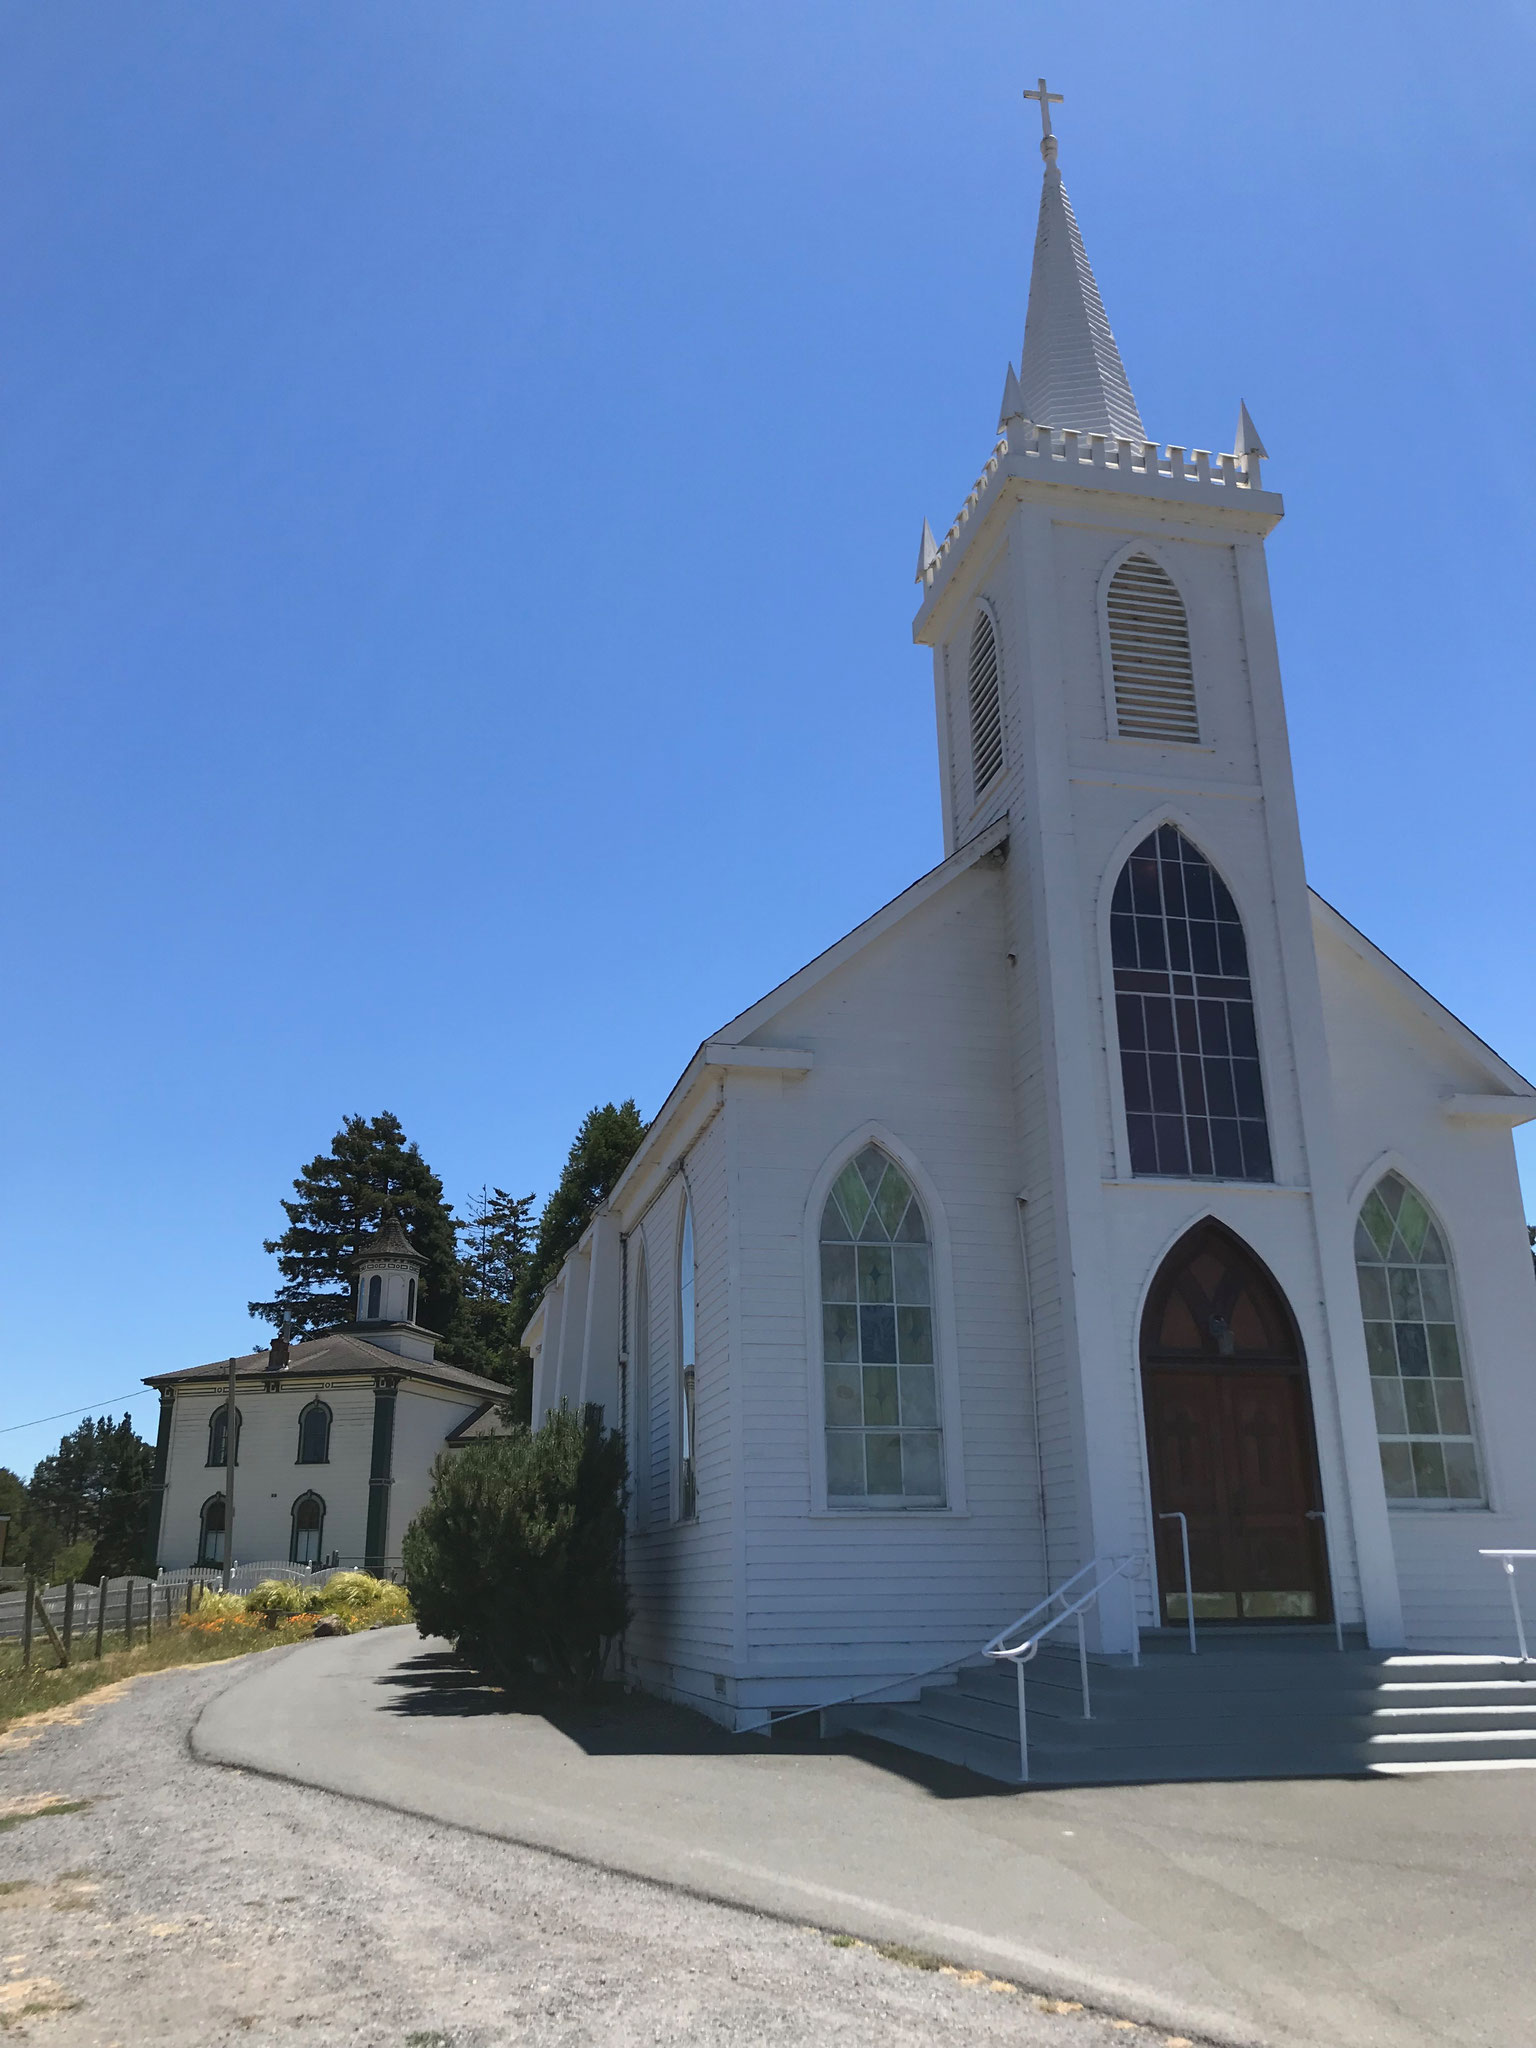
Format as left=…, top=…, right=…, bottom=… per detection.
left=0, top=1616, right=317, bottom=1738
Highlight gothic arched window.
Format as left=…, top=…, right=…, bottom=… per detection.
left=366, top=1274, right=382, bottom=1319
left=207, top=1406, right=242, bottom=1468
left=820, top=1145, right=943, bottom=1506
left=198, top=1493, right=226, bottom=1567
left=407, top=1277, right=417, bottom=1323
left=967, top=611, right=1003, bottom=797
left=631, top=1247, right=651, bottom=1530
left=290, top=1492, right=326, bottom=1566
left=1111, top=825, right=1272, bottom=1181
left=296, top=1400, right=331, bottom=1465
left=677, top=1198, right=697, bottom=1520
left=1106, top=553, right=1199, bottom=743
left=1355, top=1172, right=1482, bottom=1502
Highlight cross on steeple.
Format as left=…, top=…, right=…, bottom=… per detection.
left=1023, top=76, right=1063, bottom=164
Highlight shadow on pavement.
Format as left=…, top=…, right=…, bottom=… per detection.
left=371, top=1649, right=1024, bottom=1800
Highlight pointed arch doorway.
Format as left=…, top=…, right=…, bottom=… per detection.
left=1141, top=1222, right=1333, bottom=1626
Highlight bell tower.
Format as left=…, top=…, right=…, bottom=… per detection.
left=911, top=80, right=1404, bottom=1649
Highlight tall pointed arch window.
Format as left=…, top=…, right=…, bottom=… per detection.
left=1111, top=825, right=1272, bottom=1181
left=290, top=1492, right=326, bottom=1566
left=967, top=611, right=1004, bottom=798
left=631, top=1248, right=651, bottom=1530
left=820, top=1145, right=944, bottom=1506
left=207, top=1406, right=242, bottom=1468
left=1106, top=554, right=1199, bottom=743
left=1355, top=1173, right=1482, bottom=1502
left=677, top=1199, right=697, bottom=1520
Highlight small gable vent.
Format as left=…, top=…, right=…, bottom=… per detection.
left=967, top=612, right=1003, bottom=797
left=1106, top=555, right=1199, bottom=744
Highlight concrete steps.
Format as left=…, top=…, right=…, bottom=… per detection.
left=836, top=1634, right=1536, bottom=1786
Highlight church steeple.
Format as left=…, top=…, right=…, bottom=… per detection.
left=1009, top=79, right=1145, bottom=443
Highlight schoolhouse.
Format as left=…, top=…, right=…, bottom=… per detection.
left=147, top=1217, right=509, bottom=1575
left=523, top=82, right=1536, bottom=1751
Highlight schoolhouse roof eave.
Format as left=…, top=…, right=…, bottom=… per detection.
left=1309, top=889, right=1536, bottom=1099
left=143, top=1329, right=510, bottom=1400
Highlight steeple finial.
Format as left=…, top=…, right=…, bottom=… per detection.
left=1014, top=75, right=1146, bottom=444
left=1023, top=77, right=1063, bottom=165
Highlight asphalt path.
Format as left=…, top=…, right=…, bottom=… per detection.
left=0, top=1646, right=1201, bottom=2047
left=192, top=1628, right=1536, bottom=2048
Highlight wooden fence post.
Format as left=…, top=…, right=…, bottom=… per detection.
left=124, top=1581, right=134, bottom=1651
left=31, top=1589, right=68, bottom=1668
left=62, top=1581, right=75, bottom=1656
left=95, top=1579, right=108, bottom=1659
left=21, top=1573, right=34, bottom=1670
left=145, top=1581, right=153, bottom=1645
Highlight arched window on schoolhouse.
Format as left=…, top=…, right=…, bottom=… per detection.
left=296, top=1400, right=332, bottom=1465
left=290, top=1492, right=326, bottom=1566
left=198, top=1494, right=226, bottom=1568
left=207, top=1406, right=242, bottom=1468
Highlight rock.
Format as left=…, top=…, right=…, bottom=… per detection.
left=312, top=1615, right=347, bottom=1637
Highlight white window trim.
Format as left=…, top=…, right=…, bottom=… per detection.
left=1094, top=805, right=1286, bottom=1187
left=1346, top=1152, right=1491, bottom=1512
left=1095, top=539, right=1210, bottom=750
left=802, top=1123, right=969, bottom=1516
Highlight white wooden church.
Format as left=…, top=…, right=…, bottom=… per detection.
left=524, top=87, right=1536, bottom=1739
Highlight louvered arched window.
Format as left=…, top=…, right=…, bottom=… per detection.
left=1106, top=554, right=1199, bottom=743
left=1111, top=825, right=1271, bottom=1181
left=967, top=611, right=1003, bottom=797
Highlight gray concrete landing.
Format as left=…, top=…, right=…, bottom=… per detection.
left=194, top=1627, right=1536, bottom=2048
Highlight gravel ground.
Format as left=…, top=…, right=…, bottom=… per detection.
left=0, top=1652, right=1208, bottom=2048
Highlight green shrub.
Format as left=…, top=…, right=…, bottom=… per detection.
left=402, top=1404, right=629, bottom=1696
left=244, top=1579, right=316, bottom=1625
left=313, top=1574, right=411, bottom=1626
left=191, top=1588, right=247, bottom=1619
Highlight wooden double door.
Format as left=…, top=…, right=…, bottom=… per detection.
left=1141, top=1223, right=1331, bottom=1626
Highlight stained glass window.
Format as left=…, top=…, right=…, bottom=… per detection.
left=1355, top=1173, right=1481, bottom=1503
left=1111, top=825, right=1272, bottom=1181
left=820, top=1145, right=944, bottom=1505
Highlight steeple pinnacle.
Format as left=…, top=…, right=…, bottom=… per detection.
left=1013, top=81, right=1145, bottom=444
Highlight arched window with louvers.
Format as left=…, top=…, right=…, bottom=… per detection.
left=966, top=610, right=1004, bottom=799
left=1105, top=553, right=1200, bottom=744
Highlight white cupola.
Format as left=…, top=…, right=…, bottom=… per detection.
left=350, top=1215, right=435, bottom=1361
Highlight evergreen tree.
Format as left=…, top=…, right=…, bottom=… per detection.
left=445, top=1186, right=538, bottom=1395
left=508, top=1101, right=648, bottom=1352
left=23, top=1416, right=154, bottom=1579
left=249, top=1112, right=461, bottom=1337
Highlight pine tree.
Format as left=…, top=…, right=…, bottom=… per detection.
left=507, top=1101, right=648, bottom=1354
left=249, top=1112, right=462, bottom=1337
left=445, top=1186, right=538, bottom=1394
left=23, top=1416, right=154, bottom=1579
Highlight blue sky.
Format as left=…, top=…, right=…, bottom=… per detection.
left=2, top=2, right=1532, bottom=1475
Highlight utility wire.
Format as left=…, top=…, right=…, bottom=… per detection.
left=1, top=1394, right=149, bottom=1436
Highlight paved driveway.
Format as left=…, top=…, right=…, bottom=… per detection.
left=193, top=1628, right=1536, bottom=2048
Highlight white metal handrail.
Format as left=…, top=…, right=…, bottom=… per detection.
left=1158, top=1511, right=1197, bottom=1654
left=985, top=1552, right=1147, bottom=1783
left=1479, top=1549, right=1536, bottom=1663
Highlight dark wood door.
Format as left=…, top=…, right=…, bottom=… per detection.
left=1141, top=1224, right=1330, bottom=1625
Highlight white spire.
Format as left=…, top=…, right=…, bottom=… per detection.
left=1015, top=80, right=1145, bottom=444
left=914, top=518, right=938, bottom=582
left=1235, top=400, right=1268, bottom=484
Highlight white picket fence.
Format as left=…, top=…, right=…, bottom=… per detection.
left=157, top=1561, right=350, bottom=1595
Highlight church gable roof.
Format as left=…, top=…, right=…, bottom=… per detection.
left=1310, top=890, right=1536, bottom=1104
left=598, top=816, right=1011, bottom=1228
